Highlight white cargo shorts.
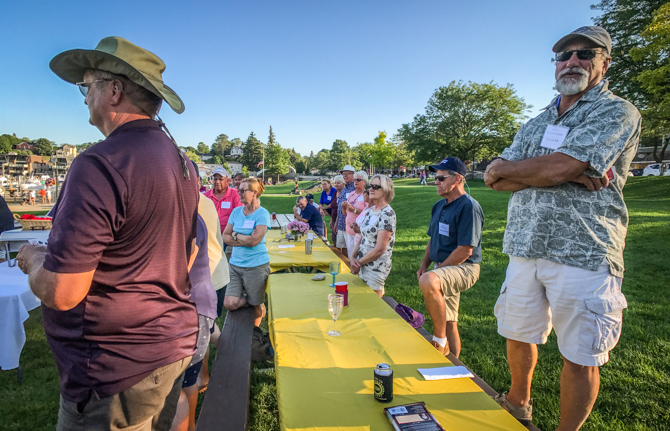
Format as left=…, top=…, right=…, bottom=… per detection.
left=494, top=256, right=627, bottom=367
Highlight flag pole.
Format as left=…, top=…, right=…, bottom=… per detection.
left=262, top=146, right=265, bottom=184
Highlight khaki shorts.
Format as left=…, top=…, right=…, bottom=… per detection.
left=227, top=263, right=271, bottom=306
left=430, top=263, right=480, bottom=321
left=495, top=256, right=627, bottom=367
left=57, top=356, right=191, bottom=431
left=336, top=230, right=347, bottom=248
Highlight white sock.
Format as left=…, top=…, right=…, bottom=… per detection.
left=432, top=336, right=447, bottom=348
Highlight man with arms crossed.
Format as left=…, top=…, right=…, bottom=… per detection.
left=17, top=37, right=199, bottom=430
left=417, top=157, right=484, bottom=358
left=485, top=26, right=641, bottom=429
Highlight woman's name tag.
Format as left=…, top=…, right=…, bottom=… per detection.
left=243, top=220, right=255, bottom=229
left=357, top=195, right=364, bottom=202
left=368, top=216, right=379, bottom=226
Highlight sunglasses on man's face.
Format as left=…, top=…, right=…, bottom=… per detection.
left=554, top=49, right=601, bottom=62
left=435, top=174, right=456, bottom=182
left=75, top=79, right=112, bottom=97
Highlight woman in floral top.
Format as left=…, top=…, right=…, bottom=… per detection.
left=351, top=175, right=396, bottom=297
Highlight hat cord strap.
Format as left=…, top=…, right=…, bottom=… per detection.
left=156, top=114, right=190, bottom=180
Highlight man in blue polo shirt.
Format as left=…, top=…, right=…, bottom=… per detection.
left=293, top=195, right=325, bottom=237
left=416, top=157, right=484, bottom=358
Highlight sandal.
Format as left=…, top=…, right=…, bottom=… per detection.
left=494, top=392, right=533, bottom=426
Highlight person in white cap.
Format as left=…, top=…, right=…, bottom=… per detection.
left=485, top=26, right=641, bottom=429
left=203, top=167, right=242, bottom=235
left=335, top=164, right=356, bottom=256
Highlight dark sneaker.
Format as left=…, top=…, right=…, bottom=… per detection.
left=494, top=392, right=533, bottom=426
left=430, top=340, right=450, bottom=357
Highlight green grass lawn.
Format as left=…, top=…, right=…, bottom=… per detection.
left=262, top=181, right=314, bottom=195
left=2, top=178, right=669, bottom=430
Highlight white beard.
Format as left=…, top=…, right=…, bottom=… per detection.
left=555, top=67, right=589, bottom=96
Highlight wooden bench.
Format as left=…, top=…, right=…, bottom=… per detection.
left=196, top=306, right=255, bottom=431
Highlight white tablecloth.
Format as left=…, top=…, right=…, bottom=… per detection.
left=0, top=265, right=41, bottom=370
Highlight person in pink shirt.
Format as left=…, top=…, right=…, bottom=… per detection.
left=341, top=170, right=368, bottom=260
left=203, top=168, right=242, bottom=236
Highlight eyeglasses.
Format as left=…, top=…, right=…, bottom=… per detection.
left=554, top=49, right=602, bottom=62
left=354, top=178, right=365, bottom=182
left=75, top=79, right=112, bottom=97
left=368, top=184, right=382, bottom=190
left=435, top=174, right=456, bottom=182
left=238, top=188, right=252, bottom=193
left=212, top=177, right=228, bottom=182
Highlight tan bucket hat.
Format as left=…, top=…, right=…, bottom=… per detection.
left=49, top=36, right=184, bottom=114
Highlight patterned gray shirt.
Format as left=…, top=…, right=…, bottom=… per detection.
left=337, top=181, right=355, bottom=231
left=500, top=80, right=641, bottom=277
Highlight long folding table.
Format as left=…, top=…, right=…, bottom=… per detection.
left=265, top=229, right=349, bottom=274
left=267, top=273, right=527, bottom=431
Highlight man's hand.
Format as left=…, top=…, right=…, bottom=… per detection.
left=571, top=174, right=609, bottom=191
left=17, top=244, right=48, bottom=274
left=484, top=159, right=503, bottom=188
left=416, top=264, right=428, bottom=281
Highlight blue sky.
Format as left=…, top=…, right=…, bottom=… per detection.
left=0, top=0, right=600, bottom=156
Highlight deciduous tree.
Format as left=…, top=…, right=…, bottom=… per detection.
left=398, top=81, right=529, bottom=163
left=630, top=2, right=670, bottom=162
left=592, top=0, right=666, bottom=106
left=33, top=138, right=55, bottom=156
left=197, top=142, right=210, bottom=154
left=211, top=134, right=231, bottom=158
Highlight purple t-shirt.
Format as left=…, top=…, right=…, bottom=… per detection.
left=42, top=119, right=199, bottom=403
left=189, top=215, right=218, bottom=320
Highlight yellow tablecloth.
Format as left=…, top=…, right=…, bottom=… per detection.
left=266, top=229, right=350, bottom=274
left=267, top=273, right=526, bottom=431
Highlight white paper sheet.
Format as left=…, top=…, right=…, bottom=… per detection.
left=278, top=244, right=295, bottom=249
left=417, top=366, right=474, bottom=380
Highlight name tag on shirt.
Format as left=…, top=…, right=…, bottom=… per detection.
left=357, top=195, right=364, bottom=202
left=327, top=196, right=332, bottom=201
left=346, top=193, right=350, bottom=198
left=243, top=220, right=255, bottom=229
left=439, top=222, right=449, bottom=236
left=221, top=202, right=231, bottom=209
left=540, top=125, right=570, bottom=150
left=368, top=216, right=379, bottom=226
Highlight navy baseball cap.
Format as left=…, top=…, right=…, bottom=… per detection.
left=428, top=157, right=467, bottom=176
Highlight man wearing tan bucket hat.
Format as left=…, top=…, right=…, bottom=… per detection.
left=16, top=37, right=199, bottom=431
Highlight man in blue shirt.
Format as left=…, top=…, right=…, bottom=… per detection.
left=416, top=157, right=484, bottom=358
left=293, top=196, right=325, bottom=237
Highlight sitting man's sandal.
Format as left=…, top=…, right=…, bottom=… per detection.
left=430, top=340, right=450, bottom=357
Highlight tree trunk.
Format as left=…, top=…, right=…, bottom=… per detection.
left=653, top=135, right=668, bottom=163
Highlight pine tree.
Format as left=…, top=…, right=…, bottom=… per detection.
left=240, top=132, right=264, bottom=170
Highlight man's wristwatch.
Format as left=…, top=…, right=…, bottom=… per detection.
left=232, top=232, right=238, bottom=241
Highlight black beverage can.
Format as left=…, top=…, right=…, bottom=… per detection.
left=374, top=363, right=393, bottom=403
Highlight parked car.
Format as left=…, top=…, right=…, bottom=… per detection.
left=629, top=169, right=643, bottom=176
left=642, top=163, right=669, bottom=176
